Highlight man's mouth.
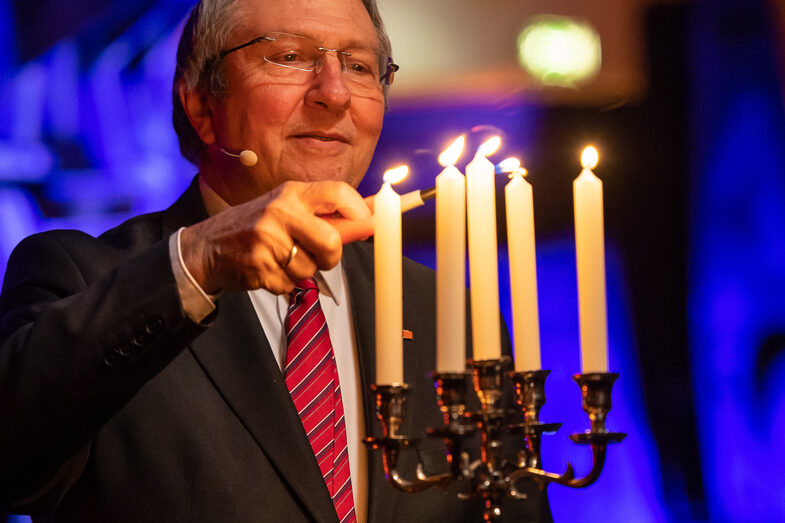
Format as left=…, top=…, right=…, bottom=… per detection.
left=294, top=133, right=348, bottom=143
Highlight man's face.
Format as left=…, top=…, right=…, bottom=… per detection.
left=204, top=0, right=386, bottom=202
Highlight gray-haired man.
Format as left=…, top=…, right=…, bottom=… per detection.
left=0, top=0, right=549, bottom=520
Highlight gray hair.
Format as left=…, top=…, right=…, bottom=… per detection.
left=172, top=0, right=393, bottom=165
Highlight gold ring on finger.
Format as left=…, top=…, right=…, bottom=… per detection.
left=282, top=243, right=298, bottom=269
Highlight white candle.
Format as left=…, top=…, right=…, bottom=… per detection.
left=436, top=161, right=466, bottom=372
left=375, top=181, right=403, bottom=384
left=466, top=142, right=502, bottom=361
left=505, top=164, right=541, bottom=371
left=573, top=146, right=608, bottom=373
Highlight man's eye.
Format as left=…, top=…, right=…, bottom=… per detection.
left=346, top=60, right=376, bottom=76
left=267, top=49, right=309, bottom=65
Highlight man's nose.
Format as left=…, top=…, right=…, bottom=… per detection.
left=305, top=52, right=351, bottom=112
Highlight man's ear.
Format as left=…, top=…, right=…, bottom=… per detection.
left=179, top=82, right=217, bottom=146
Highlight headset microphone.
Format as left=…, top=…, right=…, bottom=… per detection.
left=220, top=148, right=258, bottom=167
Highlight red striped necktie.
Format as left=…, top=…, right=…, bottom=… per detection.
left=285, top=277, right=356, bottom=523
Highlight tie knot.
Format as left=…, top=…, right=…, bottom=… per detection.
left=293, top=277, right=318, bottom=292
left=289, top=277, right=319, bottom=309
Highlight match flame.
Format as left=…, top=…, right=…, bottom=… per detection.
left=438, top=135, right=466, bottom=167
left=383, top=165, right=409, bottom=185
left=477, top=136, right=502, bottom=158
left=581, top=146, right=599, bottom=170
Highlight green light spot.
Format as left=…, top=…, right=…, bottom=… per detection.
left=518, top=16, right=602, bottom=87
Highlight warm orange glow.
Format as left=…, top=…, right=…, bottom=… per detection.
left=498, top=157, right=521, bottom=173
left=383, top=165, right=409, bottom=185
left=438, top=135, right=466, bottom=167
left=581, top=146, right=599, bottom=170
left=499, top=157, right=528, bottom=179
left=477, top=136, right=502, bottom=158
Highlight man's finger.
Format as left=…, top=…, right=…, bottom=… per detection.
left=322, top=214, right=374, bottom=244
left=287, top=213, right=343, bottom=270
left=300, top=181, right=372, bottom=221
left=281, top=243, right=318, bottom=282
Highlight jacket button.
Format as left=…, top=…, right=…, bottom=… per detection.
left=131, top=332, right=151, bottom=348
left=104, top=349, right=122, bottom=367
left=146, top=316, right=164, bottom=334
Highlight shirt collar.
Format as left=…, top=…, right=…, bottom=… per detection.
left=199, top=175, right=344, bottom=307
left=199, top=175, right=231, bottom=216
left=316, top=262, right=344, bottom=307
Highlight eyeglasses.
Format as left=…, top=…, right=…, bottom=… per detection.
left=219, top=32, right=399, bottom=97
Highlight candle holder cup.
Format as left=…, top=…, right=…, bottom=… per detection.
left=427, top=371, right=474, bottom=477
left=571, top=372, right=625, bottom=438
left=368, top=384, right=409, bottom=439
left=508, top=370, right=562, bottom=470
left=468, top=357, right=509, bottom=412
left=365, top=361, right=627, bottom=521
left=430, top=371, right=472, bottom=427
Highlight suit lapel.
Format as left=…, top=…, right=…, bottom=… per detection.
left=342, top=242, right=401, bottom=523
left=188, top=291, right=338, bottom=522
left=161, top=178, right=338, bottom=523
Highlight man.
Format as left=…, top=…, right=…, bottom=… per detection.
left=0, top=0, right=549, bottom=521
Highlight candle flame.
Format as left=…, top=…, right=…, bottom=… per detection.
left=477, top=136, right=502, bottom=158
left=581, top=146, right=599, bottom=170
left=383, top=165, right=409, bottom=185
left=498, top=157, right=528, bottom=179
left=498, top=157, right=521, bottom=172
left=438, top=135, right=466, bottom=167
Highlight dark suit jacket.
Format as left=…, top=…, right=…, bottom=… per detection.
left=0, top=179, right=550, bottom=522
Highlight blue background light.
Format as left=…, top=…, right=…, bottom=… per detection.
left=689, top=1, right=785, bottom=517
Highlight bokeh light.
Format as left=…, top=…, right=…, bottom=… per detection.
left=517, top=16, right=602, bottom=87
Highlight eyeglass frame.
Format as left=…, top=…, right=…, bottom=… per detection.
left=218, top=32, right=399, bottom=87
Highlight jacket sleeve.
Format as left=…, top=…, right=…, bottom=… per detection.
left=0, top=231, right=210, bottom=512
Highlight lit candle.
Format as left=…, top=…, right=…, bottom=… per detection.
left=323, top=166, right=410, bottom=245
left=573, top=146, right=608, bottom=373
left=436, top=136, right=467, bottom=372
left=502, top=159, right=541, bottom=371
left=466, top=137, right=502, bottom=361
left=375, top=167, right=406, bottom=384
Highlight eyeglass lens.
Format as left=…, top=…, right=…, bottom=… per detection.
left=231, top=33, right=395, bottom=95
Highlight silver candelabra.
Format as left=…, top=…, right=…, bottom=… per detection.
left=364, top=357, right=626, bottom=521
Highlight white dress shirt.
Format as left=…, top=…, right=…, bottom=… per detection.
left=168, top=177, right=367, bottom=522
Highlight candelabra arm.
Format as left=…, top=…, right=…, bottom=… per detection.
left=515, top=440, right=608, bottom=489
left=365, top=383, right=454, bottom=494
left=508, top=462, right=576, bottom=490
left=381, top=450, right=452, bottom=493
left=561, top=443, right=607, bottom=488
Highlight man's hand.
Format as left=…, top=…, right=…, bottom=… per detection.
left=180, top=180, right=371, bottom=295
